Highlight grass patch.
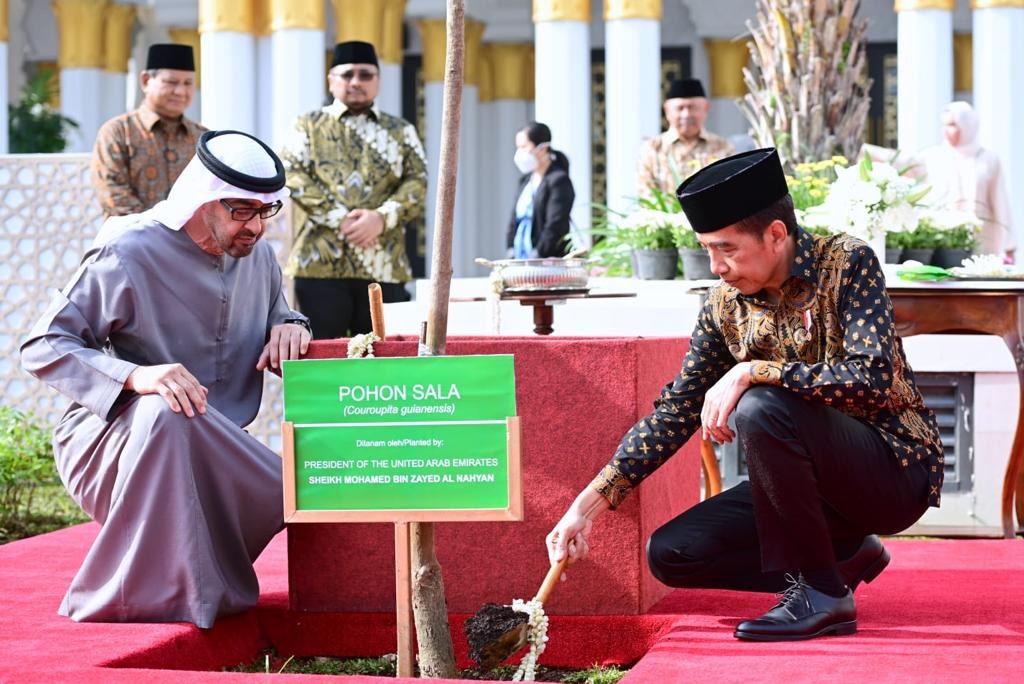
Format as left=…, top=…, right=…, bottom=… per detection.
left=0, top=484, right=89, bottom=544
left=227, top=650, right=629, bottom=682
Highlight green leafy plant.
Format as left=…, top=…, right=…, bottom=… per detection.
left=8, top=67, right=79, bottom=153
left=562, top=664, right=628, bottom=684
left=0, top=407, right=58, bottom=535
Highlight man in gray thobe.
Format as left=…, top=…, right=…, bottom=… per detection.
left=21, top=130, right=311, bottom=629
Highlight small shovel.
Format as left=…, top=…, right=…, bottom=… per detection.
left=464, top=555, right=569, bottom=670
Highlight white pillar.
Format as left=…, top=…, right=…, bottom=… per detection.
left=534, top=20, right=591, bottom=234
left=490, top=99, right=530, bottom=260
left=201, top=32, right=256, bottom=133
left=974, top=2, right=1024, bottom=254
left=255, top=34, right=272, bottom=143
left=270, top=29, right=325, bottom=149
left=896, top=3, right=953, bottom=154
left=61, top=69, right=106, bottom=152
left=378, top=62, right=402, bottom=115
left=102, top=71, right=127, bottom=122
left=456, top=85, right=479, bottom=277
left=187, top=90, right=202, bottom=122
left=0, top=41, right=7, bottom=153
left=423, top=79, right=443, bottom=278
left=604, top=17, right=660, bottom=213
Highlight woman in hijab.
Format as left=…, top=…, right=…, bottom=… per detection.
left=918, top=101, right=1015, bottom=260
left=506, top=121, right=575, bottom=258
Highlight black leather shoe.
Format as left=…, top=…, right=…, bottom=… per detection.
left=734, top=575, right=857, bottom=642
left=838, top=535, right=890, bottom=592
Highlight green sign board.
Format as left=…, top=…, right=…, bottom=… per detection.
left=281, top=355, right=519, bottom=521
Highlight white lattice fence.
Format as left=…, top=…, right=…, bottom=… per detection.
left=0, top=153, right=292, bottom=450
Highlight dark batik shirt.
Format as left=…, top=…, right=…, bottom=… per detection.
left=91, top=104, right=207, bottom=217
left=590, top=228, right=945, bottom=508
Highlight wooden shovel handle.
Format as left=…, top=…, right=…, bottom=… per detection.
left=368, top=282, right=386, bottom=340
left=534, top=555, right=569, bottom=605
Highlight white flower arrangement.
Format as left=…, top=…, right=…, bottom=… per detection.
left=950, top=254, right=1014, bottom=278
left=510, top=598, right=549, bottom=681
left=802, top=155, right=929, bottom=241
left=346, top=332, right=381, bottom=358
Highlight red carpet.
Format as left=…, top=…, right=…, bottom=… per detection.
left=1, top=524, right=1022, bottom=683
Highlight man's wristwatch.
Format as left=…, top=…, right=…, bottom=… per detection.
left=283, top=317, right=312, bottom=335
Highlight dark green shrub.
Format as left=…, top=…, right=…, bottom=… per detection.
left=0, top=407, right=57, bottom=534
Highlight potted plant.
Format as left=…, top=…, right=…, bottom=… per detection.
left=8, top=67, right=78, bottom=153
left=671, top=223, right=713, bottom=280
left=921, top=208, right=981, bottom=268
left=618, top=208, right=680, bottom=279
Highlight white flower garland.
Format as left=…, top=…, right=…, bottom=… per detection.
left=951, top=254, right=1012, bottom=278
left=346, top=332, right=381, bottom=358
left=510, top=598, right=549, bottom=681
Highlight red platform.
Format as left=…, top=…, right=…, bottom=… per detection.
left=289, top=335, right=701, bottom=615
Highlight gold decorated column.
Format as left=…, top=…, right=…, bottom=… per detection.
left=269, top=0, right=324, bottom=32
left=103, top=4, right=135, bottom=74
left=198, top=0, right=254, bottom=34
left=971, top=0, right=1024, bottom=7
left=704, top=38, right=748, bottom=98
left=893, top=1, right=955, bottom=10
left=380, top=0, right=407, bottom=65
left=52, top=0, right=108, bottom=69
left=464, top=19, right=485, bottom=87
left=953, top=32, right=972, bottom=92
left=417, top=17, right=447, bottom=83
left=533, top=0, right=590, bottom=22
left=478, top=45, right=494, bottom=103
left=332, top=0, right=384, bottom=47
left=253, top=0, right=271, bottom=37
left=488, top=43, right=533, bottom=101
left=168, top=27, right=202, bottom=87
left=603, top=0, right=660, bottom=20
left=0, top=0, right=8, bottom=42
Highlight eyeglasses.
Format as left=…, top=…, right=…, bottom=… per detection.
left=219, top=199, right=283, bottom=221
left=329, top=68, right=379, bottom=82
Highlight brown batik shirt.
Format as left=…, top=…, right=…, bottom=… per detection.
left=636, top=128, right=735, bottom=198
left=91, top=104, right=207, bottom=216
left=590, top=228, right=945, bottom=509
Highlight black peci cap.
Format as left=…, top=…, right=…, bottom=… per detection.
left=666, top=78, right=706, bottom=100
left=676, top=148, right=789, bottom=233
left=331, top=41, right=379, bottom=68
left=146, top=43, right=195, bottom=71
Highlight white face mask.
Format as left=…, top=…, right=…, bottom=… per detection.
left=513, top=147, right=538, bottom=174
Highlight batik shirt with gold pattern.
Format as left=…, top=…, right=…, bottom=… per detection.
left=591, top=229, right=945, bottom=508
left=281, top=101, right=427, bottom=284
left=91, top=104, right=207, bottom=217
left=636, top=128, right=735, bottom=198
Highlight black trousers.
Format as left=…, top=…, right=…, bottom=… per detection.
left=647, top=386, right=930, bottom=593
left=294, top=277, right=411, bottom=339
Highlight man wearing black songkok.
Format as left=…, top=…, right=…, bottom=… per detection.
left=546, top=148, right=943, bottom=641
left=636, top=78, right=734, bottom=198
left=281, top=40, right=427, bottom=338
left=92, top=43, right=207, bottom=216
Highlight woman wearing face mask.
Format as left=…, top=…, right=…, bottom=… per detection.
left=917, top=101, right=1015, bottom=261
left=506, top=121, right=576, bottom=258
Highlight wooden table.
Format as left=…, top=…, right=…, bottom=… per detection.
left=886, top=277, right=1024, bottom=538
left=451, top=290, right=637, bottom=335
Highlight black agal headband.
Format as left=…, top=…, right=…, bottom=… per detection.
left=195, top=130, right=286, bottom=193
